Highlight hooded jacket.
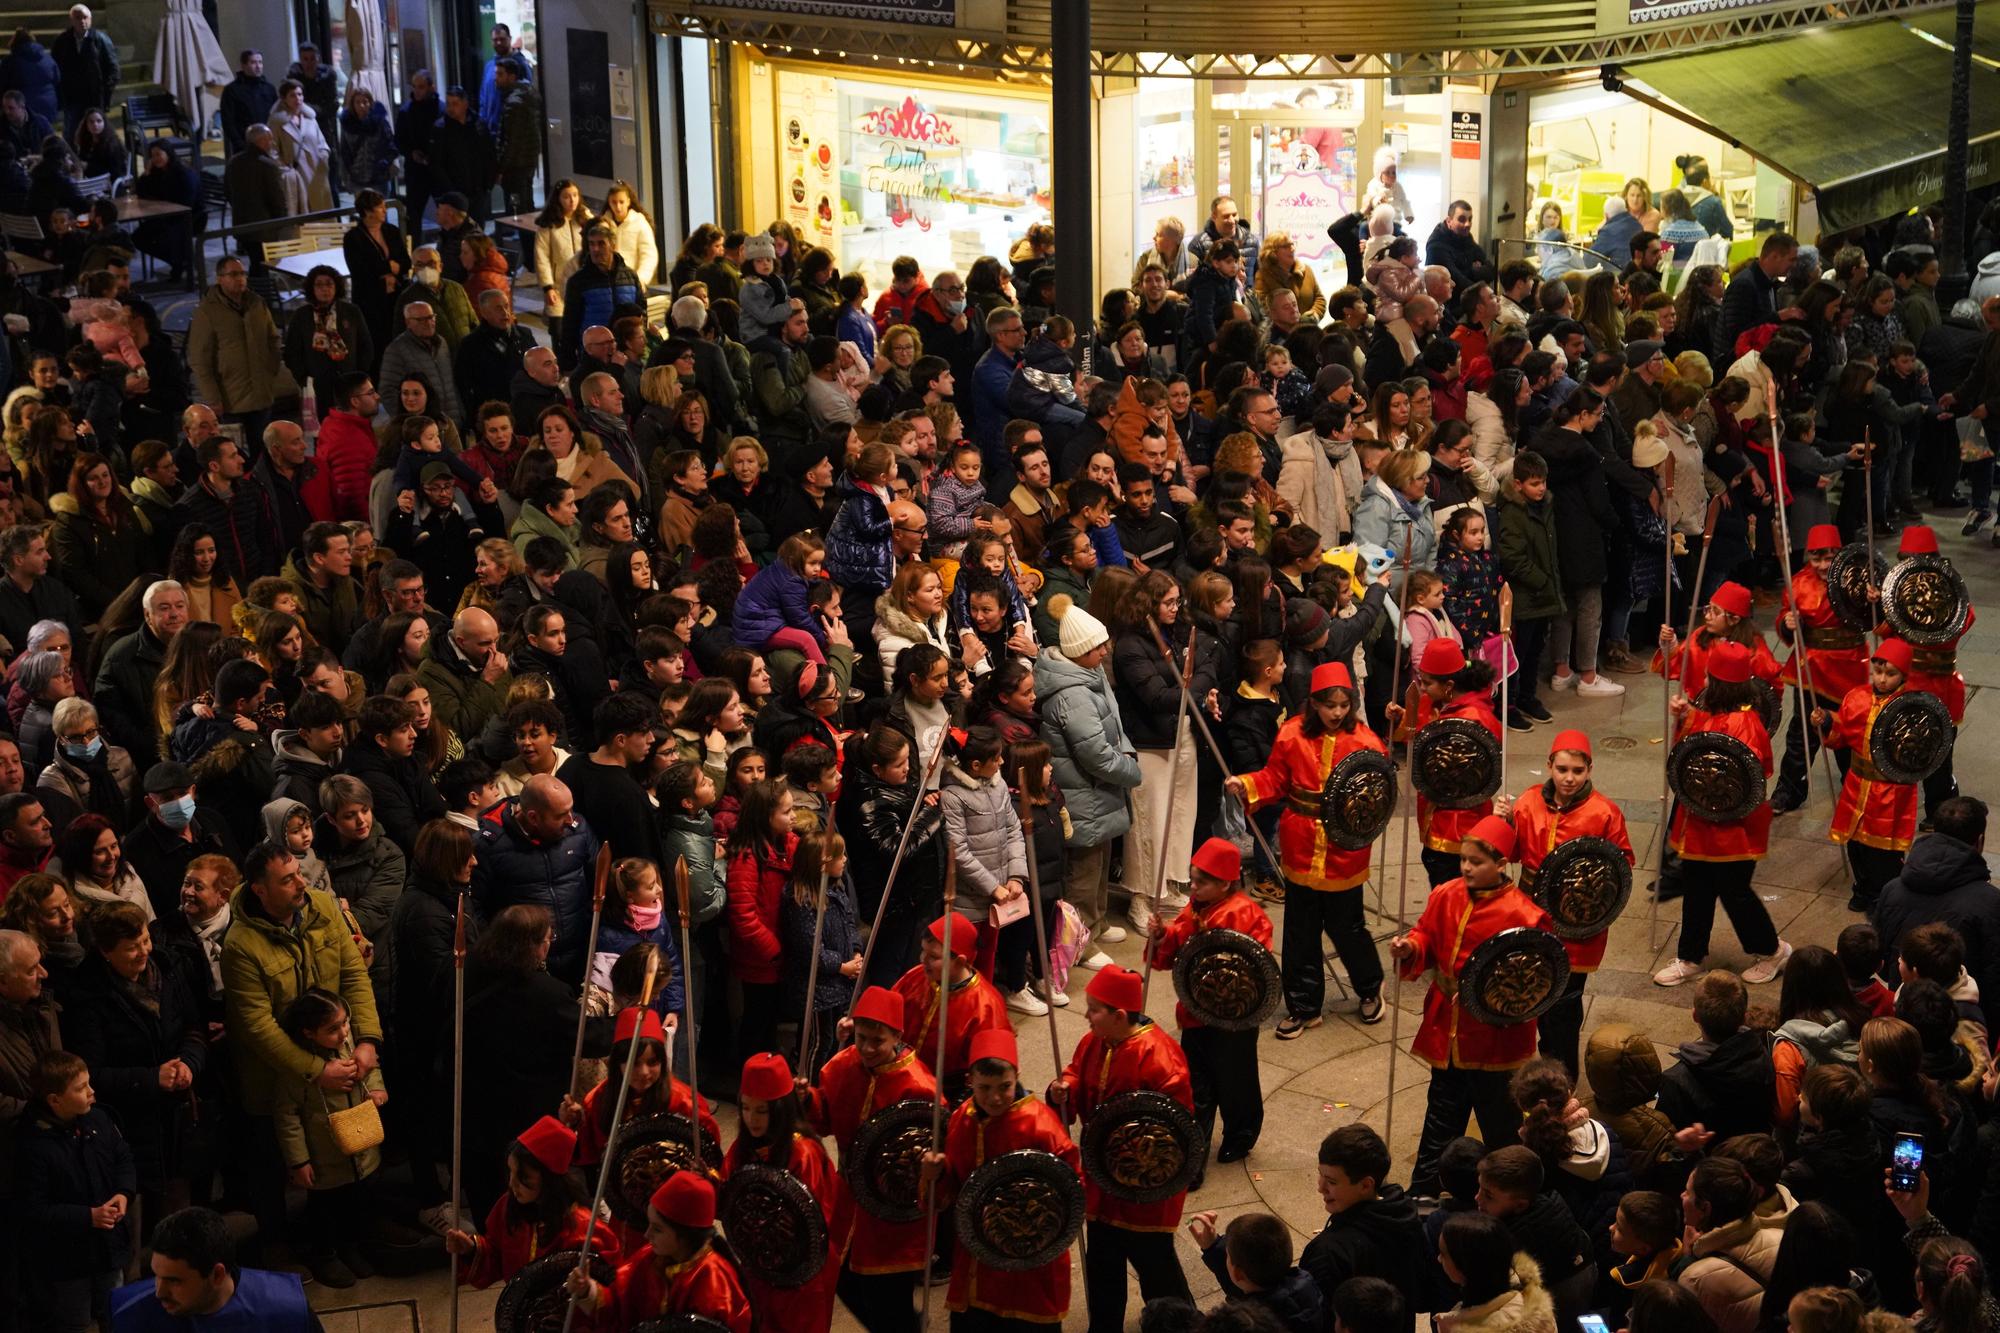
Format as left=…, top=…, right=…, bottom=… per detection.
left=1034, top=646, right=1142, bottom=847
left=1657, top=1027, right=1776, bottom=1145
left=938, top=763, right=1028, bottom=917
left=1585, top=1022, right=1685, bottom=1191
left=1299, top=1184, right=1429, bottom=1323
left=269, top=729, right=339, bottom=817
left=1674, top=1214, right=1781, bottom=1333
left=1198, top=1240, right=1326, bottom=1333
left=1444, top=1254, right=1557, bottom=1333
left=1875, top=832, right=2000, bottom=1005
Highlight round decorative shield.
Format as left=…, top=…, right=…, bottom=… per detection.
left=718, top=1161, right=827, bottom=1289
left=846, top=1098, right=934, bottom=1223
left=1882, top=554, right=1971, bottom=646
left=953, top=1149, right=1086, bottom=1272
left=1081, top=1090, right=1206, bottom=1204
left=1749, top=677, right=1783, bottom=736
left=1457, top=927, right=1572, bottom=1027
left=1531, top=836, right=1633, bottom=940
left=1869, top=690, right=1955, bottom=784
left=633, top=1320, right=733, bottom=1333
left=1410, top=717, right=1503, bottom=809
left=1667, top=731, right=1768, bottom=823
left=494, top=1248, right=617, bottom=1333
left=1171, top=927, right=1282, bottom=1031
left=1827, top=543, right=1888, bottom=631
left=1321, top=747, right=1397, bottom=850
left=609, top=1112, right=725, bottom=1227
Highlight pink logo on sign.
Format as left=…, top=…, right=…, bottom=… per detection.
left=859, top=95, right=960, bottom=147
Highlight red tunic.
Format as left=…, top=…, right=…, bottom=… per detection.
left=894, top=964, right=1013, bottom=1093
left=939, top=1095, right=1080, bottom=1324
left=1652, top=631, right=1783, bottom=698
left=1778, top=568, right=1870, bottom=703
left=800, top=1045, right=937, bottom=1274
left=576, top=1074, right=724, bottom=1168
left=1668, top=704, right=1773, bottom=862
left=606, top=1244, right=754, bottom=1333
left=1147, top=889, right=1274, bottom=1031
left=1408, top=692, right=1502, bottom=854
left=1055, top=1022, right=1195, bottom=1232
left=1236, top=718, right=1388, bottom=890
left=1826, top=685, right=1921, bottom=853
left=1509, top=784, right=1633, bottom=973
left=1398, top=878, right=1555, bottom=1071
left=459, top=1200, right=620, bottom=1289
left=1878, top=605, right=1975, bottom=723
left=720, top=1131, right=852, bottom=1333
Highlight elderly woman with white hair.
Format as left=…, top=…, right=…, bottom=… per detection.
left=6, top=619, right=79, bottom=730
left=14, top=647, right=74, bottom=781
left=35, top=696, right=134, bottom=836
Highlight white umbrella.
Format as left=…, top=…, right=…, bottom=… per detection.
left=153, top=0, right=229, bottom=138
left=347, top=0, right=390, bottom=109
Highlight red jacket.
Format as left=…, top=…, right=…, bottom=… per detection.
left=1509, top=783, right=1633, bottom=972
left=1056, top=1022, right=1195, bottom=1231
left=1408, top=691, right=1502, bottom=854
left=938, top=1095, right=1079, bottom=1324
left=575, top=1072, right=721, bottom=1169
left=1652, top=630, right=1782, bottom=699
left=1236, top=718, right=1387, bottom=891
left=313, top=409, right=377, bottom=522
left=460, top=1199, right=619, bottom=1289
left=721, top=1130, right=851, bottom=1333
left=801, top=1044, right=936, bottom=1273
left=606, top=1244, right=753, bottom=1333
left=725, top=834, right=796, bottom=984
left=1878, top=605, right=1974, bottom=723
left=872, top=280, right=928, bottom=335
left=1148, top=889, right=1274, bottom=1030
left=894, top=963, right=1012, bottom=1094
left=1668, top=704, right=1772, bottom=862
left=464, top=248, right=513, bottom=302
left=1826, top=684, right=1921, bottom=853
left=1399, top=878, right=1555, bottom=1070
left=1778, top=567, right=1869, bottom=703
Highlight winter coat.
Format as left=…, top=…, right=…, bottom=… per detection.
left=1183, top=262, right=1242, bottom=360
left=0, top=39, right=60, bottom=124
left=1779, top=1120, right=1883, bottom=1258
left=1351, top=475, right=1438, bottom=576
left=50, top=506, right=147, bottom=619
left=337, top=104, right=397, bottom=190
left=219, top=885, right=381, bottom=1116
left=417, top=633, right=513, bottom=743
left=1367, top=258, right=1423, bottom=325
left=339, top=737, right=445, bottom=857
left=187, top=284, right=283, bottom=416
left=1496, top=490, right=1565, bottom=622
left=734, top=560, right=826, bottom=652
left=559, top=258, right=644, bottom=368
left=1530, top=420, right=1620, bottom=588
left=875, top=594, right=955, bottom=682
left=1424, top=221, right=1494, bottom=293
left=460, top=957, right=612, bottom=1190
left=1110, top=622, right=1185, bottom=751
left=739, top=272, right=791, bottom=346
left=35, top=743, right=135, bottom=833
left=593, top=910, right=686, bottom=1018
left=272, top=1032, right=385, bottom=1187
left=1298, top=1185, right=1430, bottom=1323
left=1657, top=1028, right=1776, bottom=1145
left=1585, top=1023, right=1685, bottom=1191
left=1275, top=428, right=1344, bottom=539
left=824, top=483, right=894, bottom=600
left=62, top=953, right=206, bottom=1190
left=660, top=809, right=728, bottom=926
left=726, top=833, right=797, bottom=986
left=1034, top=647, right=1142, bottom=847
left=1875, top=833, right=2000, bottom=1005
left=1675, top=1214, right=1781, bottom=1333
left=1443, top=1254, right=1558, bottom=1333
left=378, top=331, right=463, bottom=426
left=386, top=870, right=460, bottom=1088
left=1200, top=1243, right=1325, bottom=1333
left=751, top=338, right=813, bottom=455
left=16, top=1106, right=136, bottom=1280
left=835, top=751, right=944, bottom=920
left=939, top=765, right=1029, bottom=917
left=469, top=796, right=603, bottom=982
left=779, top=869, right=859, bottom=1017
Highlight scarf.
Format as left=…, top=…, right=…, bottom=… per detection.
left=309, top=304, right=350, bottom=363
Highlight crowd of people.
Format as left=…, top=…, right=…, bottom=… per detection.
left=1, top=79, right=2000, bottom=1332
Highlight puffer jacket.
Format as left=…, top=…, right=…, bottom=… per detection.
left=726, top=833, right=797, bottom=985
left=1585, top=1023, right=1685, bottom=1191
left=1875, top=832, right=2000, bottom=1005
left=739, top=272, right=791, bottom=346
left=824, top=482, right=893, bottom=601
left=750, top=336, right=812, bottom=454
left=836, top=749, right=944, bottom=920
left=469, top=796, right=602, bottom=982
left=875, top=595, right=954, bottom=682
left=187, top=283, right=283, bottom=415
left=1034, top=647, right=1142, bottom=847
left=660, top=808, right=727, bottom=926
left=35, top=743, right=135, bottom=831
left=1674, top=1214, right=1781, bottom=1333
left=315, top=805, right=405, bottom=1005
left=734, top=559, right=826, bottom=652
left=939, top=764, right=1028, bottom=917
left=1443, top=1253, right=1558, bottom=1333
left=1351, top=474, right=1438, bottom=573
left=219, top=884, right=381, bottom=1116
left=559, top=257, right=643, bottom=368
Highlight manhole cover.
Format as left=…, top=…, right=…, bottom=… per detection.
left=1598, top=736, right=1639, bottom=751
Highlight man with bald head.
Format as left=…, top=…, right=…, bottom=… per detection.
left=577, top=370, right=641, bottom=493
left=469, top=772, right=602, bottom=982
left=511, top=345, right=568, bottom=433
left=889, top=498, right=929, bottom=567
left=417, top=607, right=513, bottom=739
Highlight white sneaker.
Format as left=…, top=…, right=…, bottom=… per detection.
left=1097, top=925, right=1129, bottom=944
left=1078, top=950, right=1115, bottom=970
left=1007, top=987, right=1051, bottom=1016
left=1576, top=675, right=1627, bottom=698
left=1742, top=940, right=1794, bottom=984
left=1035, top=980, right=1070, bottom=1007
left=1126, top=900, right=1153, bottom=935
left=1551, top=671, right=1578, bottom=691
left=1653, top=958, right=1705, bottom=987
left=416, top=1203, right=460, bottom=1237
left=1161, top=881, right=1191, bottom=909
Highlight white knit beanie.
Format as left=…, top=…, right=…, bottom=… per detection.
left=1051, top=595, right=1108, bottom=659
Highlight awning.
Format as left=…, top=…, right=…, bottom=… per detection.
left=1626, top=7, right=2000, bottom=231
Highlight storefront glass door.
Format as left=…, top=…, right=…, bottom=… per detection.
left=1197, top=83, right=1363, bottom=299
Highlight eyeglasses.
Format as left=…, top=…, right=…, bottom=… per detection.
left=896, top=523, right=929, bottom=535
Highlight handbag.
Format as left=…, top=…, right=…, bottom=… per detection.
left=323, top=1090, right=385, bottom=1157
left=989, top=893, right=1030, bottom=927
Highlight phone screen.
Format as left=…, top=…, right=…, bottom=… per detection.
left=1578, top=1317, right=1612, bottom=1333
left=1891, top=1132, right=1926, bottom=1191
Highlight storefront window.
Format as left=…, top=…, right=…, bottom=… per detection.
left=1136, top=78, right=1195, bottom=261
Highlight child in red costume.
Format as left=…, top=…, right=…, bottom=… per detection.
left=567, top=1170, right=753, bottom=1333
left=1390, top=814, right=1555, bottom=1197
left=1772, top=524, right=1870, bottom=812
left=922, top=1029, right=1082, bottom=1329
left=1874, top=524, right=1974, bottom=820
left=721, top=1052, right=852, bottom=1333
left=1227, top=661, right=1389, bottom=1037
left=1049, top=964, right=1197, bottom=1332
left=1653, top=580, right=1783, bottom=698
left=1497, top=729, right=1633, bottom=1078
left=446, top=1115, right=620, bottom=1289
left=1387, top=638, right=1501, bottom=888
left=1653, top=640, right=1795, bottom=989
left=892, top=911, right=1011, bottom=1103
left=1813, top=639, right=1925, bottom=912
left=799, top=984, right=938, bottom=1332
left=1146, top=837, right=1273, bottom=1166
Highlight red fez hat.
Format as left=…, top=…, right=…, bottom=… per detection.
left=1419, top=638, right=1467, bottom=678
left=740, top=1052, right=794, bottom=1102
left=1710, top=582, right=1753, bottom=619
left=1807, top=524, right=1842, bottom=551
left=1190, top=837, right=1242, bottom=883
left=1467, top=815, right=1519, bottom=862
left=1874, top=639, right=1916, bottom=675
left=1900, top=525, right=1939, bottom=555
left=614, top=1006, right=666, bottom=1046
left=515, top=1115, right=576, bottom=1176
left=649, top=1170, right=716, bottom=1228
left=1309, top=661, right=1355, bottom=695
left=852, top=986, right=905, bottom=1032
left=1087, top=964, right=1145, bottom=1014
left=1549, top=729, right=1592, bottom=759
left=1707, top=640, right=1754, bottom=683
left=968, top=1028, right=1019, bottom=1068
left=928, top=913, right=978, bottom=961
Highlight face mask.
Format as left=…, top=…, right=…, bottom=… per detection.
left=156, top=794, right=196, bottom=829
left=629, top=903, right=663, bottom=931
left=944, top=298, right=967, bottom=316
left=61, top=736, right=103, bottom=762
left=414, top=266, right=440, bottom=287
